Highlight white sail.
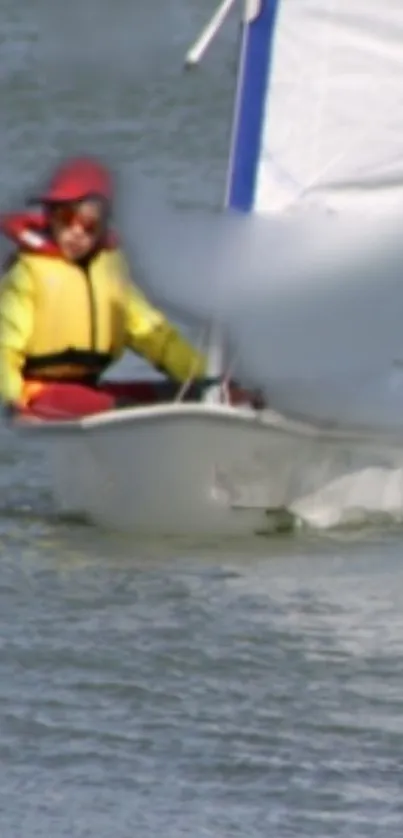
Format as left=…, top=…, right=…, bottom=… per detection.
left=227, top=0, right=403, bottom=217
left=221, top=0, right=403, bottom=425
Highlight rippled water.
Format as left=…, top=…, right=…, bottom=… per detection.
left=2, top=524, right=403, bottom=837
left=1, top=2, right=403, bottom=836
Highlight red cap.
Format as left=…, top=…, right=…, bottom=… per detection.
left=31, top=157, right=113, bottom=204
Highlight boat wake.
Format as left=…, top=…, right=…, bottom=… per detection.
left=212, top=407, right=403, bottom=534
left=286, top=464, right=403, bottom=531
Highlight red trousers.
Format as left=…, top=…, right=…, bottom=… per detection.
left=22, top=379, right=166, bottom=420
left=21, top=378, right=265, bottom=421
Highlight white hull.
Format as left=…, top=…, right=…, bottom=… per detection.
left=20, top=403, right=403, bottom=535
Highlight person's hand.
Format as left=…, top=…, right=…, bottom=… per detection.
left=227, top=380, right=266, bottom=409
left=179, top=376, right=267, bottom=409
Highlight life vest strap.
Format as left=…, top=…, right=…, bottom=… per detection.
left=24, top=348, right=113, bottom=378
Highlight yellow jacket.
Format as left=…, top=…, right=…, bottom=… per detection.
left=0, top=248, right=206, bottom=405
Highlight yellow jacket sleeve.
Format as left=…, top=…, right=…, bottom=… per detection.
left=0, top=261, right=35, bottom=404
left=124, top=282, right=206, bottom=383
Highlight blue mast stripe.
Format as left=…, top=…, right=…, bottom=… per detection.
left=225, top=0, right=281, bottom=212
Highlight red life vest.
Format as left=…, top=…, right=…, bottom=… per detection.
left=0, top=210, right=118, bottom=264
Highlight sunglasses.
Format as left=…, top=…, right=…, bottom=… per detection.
left=50, top=203, right=104, bottom=236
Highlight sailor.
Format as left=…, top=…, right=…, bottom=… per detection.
left=0, top=156, right=206, bottom=418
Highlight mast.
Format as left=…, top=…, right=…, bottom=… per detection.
left=184, top=1, right=280, bottom=401
left=224, top=0, right=280, bottom=212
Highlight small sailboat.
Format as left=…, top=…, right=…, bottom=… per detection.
left=19, top=0, right=403, bottom=533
